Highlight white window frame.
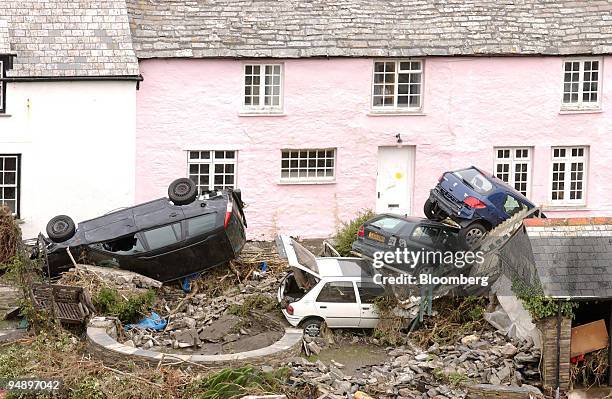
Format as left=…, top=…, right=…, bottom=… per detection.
left=187, top=150, right=237, bottom=194
left=280, top=148, right=336, bottom=184
left=242, top=63, right=283, bottom=113
left=0, top=60, right=4, bottom=113
left=493, top=147, right=532, bottom=198
left=371, top=59, right=423, bottom=112
left=550, top=146, right=588, bottom=206
left=561, top=58, right=602, bottom=111
left=0, top=154, right=20, bottom=217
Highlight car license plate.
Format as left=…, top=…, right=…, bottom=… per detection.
left=368, top=232, right=385, bottom=243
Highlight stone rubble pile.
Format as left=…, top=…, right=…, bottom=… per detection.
left=290, top=331, right=541, bottom=399
left=123, top=271, right=285, bottom=353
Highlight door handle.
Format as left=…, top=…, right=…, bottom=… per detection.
left=319, top=305, right=327, bottom=309
left=362, top=307, right=370, bottom=310
left=169, top=212, right=178, bottom=218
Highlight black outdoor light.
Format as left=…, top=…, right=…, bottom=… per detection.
left=395, top=133, right=403, bottom=144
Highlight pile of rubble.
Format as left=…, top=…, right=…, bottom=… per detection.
left=290, top=330, right=541, bottom=399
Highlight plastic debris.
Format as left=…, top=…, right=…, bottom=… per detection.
left=125, top=312, right=166, bottom=331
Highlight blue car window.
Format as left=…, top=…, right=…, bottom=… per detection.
left=454, top=168, right=493, bottom=194
left=503, top=195, right=524, bottom=216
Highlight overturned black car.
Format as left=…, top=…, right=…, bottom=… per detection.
left=38, top=178, right=247, bottom=282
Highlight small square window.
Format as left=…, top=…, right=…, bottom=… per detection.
left=562, top=59, right=602, bottom=110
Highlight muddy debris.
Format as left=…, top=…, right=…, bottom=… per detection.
left=291, top=330, right=542, bottom=399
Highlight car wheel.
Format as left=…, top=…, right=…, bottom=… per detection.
left=460, top=222, right=487, bottom=249
left=302, top=318, right=323, bottom=337
left=168, top=178, right=197, bottom=205
left=46, top=215, right=76, bottom=243
left=424, top=199, right=445, bottom=221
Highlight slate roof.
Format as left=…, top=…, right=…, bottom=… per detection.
left=127, top=0, right=612, bottom=59
left=527, top=223, right=612, bottom=299
left=0, top=0, right=139, bottom=77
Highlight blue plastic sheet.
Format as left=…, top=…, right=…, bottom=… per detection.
left=125, top=311, right=166, bottom=331
left=181, top=273, right=201, bottom=293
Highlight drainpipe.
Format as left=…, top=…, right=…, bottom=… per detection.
left=555, top=302, right=562, bottom=399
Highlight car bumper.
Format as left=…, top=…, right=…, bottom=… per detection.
left=281, top=309, right=302, bottom=327
left=429, top=188, right=474, bottom=220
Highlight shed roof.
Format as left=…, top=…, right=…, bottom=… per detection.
left=0, top=0, right=139, bottom=77
left=127, top=0, right=612, bottom=59
left=525, top=218, right=612, bottom=299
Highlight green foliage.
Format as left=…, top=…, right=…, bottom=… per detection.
left=185, top=366, right=289, bottom=399
left=228, top=295, right=277, bottom=317
left=512, top=279, right=577, bottom=320
left=68, top=378, right=105, bottom=399
left=333, top=209, right=376, bottom=256
left=93, top=287, right=156, bottom=324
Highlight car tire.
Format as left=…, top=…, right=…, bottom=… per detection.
left=302, top=318, right=324, bottom=338
left=168, top=178, right=198, bottom=205
left=460, top=222, right=487, bottom=249
left=424, top=199, right=445, bottom=221
left=46, top=215, right=76, bottom=243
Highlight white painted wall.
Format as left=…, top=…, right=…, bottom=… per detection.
left=0, top=81, right=136, bottom=239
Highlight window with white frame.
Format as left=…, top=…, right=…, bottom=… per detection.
left=0, top=155, right=20, bottom=216
left=281, top=149, right=335, bottom=183
left=372, top=60, right=423, bottom=110
left=243, top=64, right=282, bottom=112
left=188, top=151, right=237, bottom=194
left=494, top=147, right=532, bottom=197
left=562, top=59, right=601, bottom=110
left=551, top=146, right=588, bottom=205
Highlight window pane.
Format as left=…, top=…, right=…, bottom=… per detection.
left=187, top=214, right=217, bottom=236
left=316, top=282, right=356, bottom=303
left=357, top=282, right=386, bottom=303
left=144, top=224, right=180, bottom=250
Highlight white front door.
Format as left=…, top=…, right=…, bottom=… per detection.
left=376, top=146, right=414, bottom=216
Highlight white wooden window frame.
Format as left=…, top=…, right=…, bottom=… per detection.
left=550, top=146, right=588, bottom=206
left=0, top=60, right=4, bottom=113
left=0, top=154, right=20, bottom=217
left=371, top=59, right=423, bottom=112
left=493, top=147, right=532, bottom=198
left=561, top=58, right=602, bottom=111
left=187, top=150, right=237, bottom=194
left=242, top=63, right=283, bottom=113
left=280, top=148, right=336, bottom=184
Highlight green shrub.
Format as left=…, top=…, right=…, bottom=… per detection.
left=512, top=279, right=576, bottom=320
left=185, top=366, right=289, bottom=399
left=94, top=287, right=156, bottom=324
left=333, top=209, right=376, bottom=256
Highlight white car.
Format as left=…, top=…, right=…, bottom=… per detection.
left=276, top=235, right=386, bottom=337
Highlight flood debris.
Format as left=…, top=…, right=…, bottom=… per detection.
left=0, top=205, right=20, bottom=266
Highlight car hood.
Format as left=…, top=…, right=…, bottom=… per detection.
left=275, top=235, right=320, bottom=279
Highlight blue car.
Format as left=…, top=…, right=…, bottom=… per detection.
left=425, top=166, right=538, bottom=248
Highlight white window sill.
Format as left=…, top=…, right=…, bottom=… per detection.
left=278, top=180, right=336, bottom=185
left=559, top=108, right=602, bottom=115
left=239, top=110, right=285, bottom=117
left=368, top=110, right=425, bottom=116
left=542, top=204, right=588, bottom=211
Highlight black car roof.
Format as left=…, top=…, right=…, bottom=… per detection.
left=373, top=213, right=459, bottom=230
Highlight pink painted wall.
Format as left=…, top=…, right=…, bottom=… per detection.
left=136, top=56, right=612, bottom=240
